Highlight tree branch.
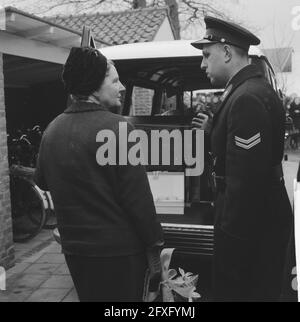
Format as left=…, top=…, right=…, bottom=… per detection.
left=2, top=0, right=240, bottom=38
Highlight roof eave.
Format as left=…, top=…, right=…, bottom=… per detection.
left=3, top=6, right=110, bottom=46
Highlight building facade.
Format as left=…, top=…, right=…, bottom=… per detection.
left=0, top=53, right=14, bottom=269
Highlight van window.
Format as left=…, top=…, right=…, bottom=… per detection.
left=160, top=91, right=198, bottom=116
left=129, top=86, right=154, bottom=116
left=160, top=92, right=177, bottom=115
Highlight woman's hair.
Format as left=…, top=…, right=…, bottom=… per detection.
left=62, top=47, right=110, bottom=97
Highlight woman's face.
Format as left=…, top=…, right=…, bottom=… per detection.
left=95, top=64, right=125, bottom=109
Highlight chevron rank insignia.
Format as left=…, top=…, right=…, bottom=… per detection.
left=235, top=133, right=261, bottom=150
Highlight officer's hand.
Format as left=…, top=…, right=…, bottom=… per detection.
left=192, top=113, right=211, bottom=132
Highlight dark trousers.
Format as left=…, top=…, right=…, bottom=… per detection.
left=213, top=224, right=293, bottom=302
left=65, top=253, right=147, bottom=302
left=212, top=183, right=294, bottom=302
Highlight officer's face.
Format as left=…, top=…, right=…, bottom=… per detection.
left=201, top=44, right=228, bottom=87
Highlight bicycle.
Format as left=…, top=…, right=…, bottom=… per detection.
left=8, top=127, right=57, bottom=242
left=9, top=165, right=47, bottom=242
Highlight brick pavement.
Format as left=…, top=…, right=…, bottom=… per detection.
left=0, top=240, right=78, bottom=302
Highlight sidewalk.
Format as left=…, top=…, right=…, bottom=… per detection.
left=0, top=238, right=78, bottom=302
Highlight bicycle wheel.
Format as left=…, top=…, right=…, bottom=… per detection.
left=10, top=176, right=47, bottom=242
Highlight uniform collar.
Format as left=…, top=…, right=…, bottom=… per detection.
left=214, top=64, right=263, bottom=119
left=64, top=101, right=108, bottom=114
left=225, top=64, right=262, bottom=93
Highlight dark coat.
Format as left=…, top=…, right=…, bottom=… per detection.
left=35, top=101, right=163, bottom=257
left=210, top=64, right=293, bottom=301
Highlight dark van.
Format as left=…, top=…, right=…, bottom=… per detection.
left=101, top=39, right=279, bottom=251
left=101, top=40, right=280, bottom=297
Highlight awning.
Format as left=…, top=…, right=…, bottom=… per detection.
left=0, top=6, right=109, bottom=64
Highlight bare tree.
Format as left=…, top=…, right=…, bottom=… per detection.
left=1, top=0, right=231, bottom=39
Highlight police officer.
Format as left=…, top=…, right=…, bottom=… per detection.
left=191, top=16, right=294, bottom=301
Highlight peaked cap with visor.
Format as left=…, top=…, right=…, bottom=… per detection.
left=191, top=16, right=261, bottom=52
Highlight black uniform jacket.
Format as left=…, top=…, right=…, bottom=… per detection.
left=211, top=64, right=293, bottom=301
left=35, top=101, right=163, bottom=257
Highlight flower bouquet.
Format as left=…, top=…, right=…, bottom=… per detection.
left=161, top=266, right=201, bottom=302
left=143, top=248, right=201, bottom=302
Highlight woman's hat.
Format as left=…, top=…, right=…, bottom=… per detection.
left=62, top=47, right=108, bottom=96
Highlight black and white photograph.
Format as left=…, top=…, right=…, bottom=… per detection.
left=0, top=0, right=299, bottom=305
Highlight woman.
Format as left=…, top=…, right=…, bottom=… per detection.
left=35, top=47, right=163, bottom=302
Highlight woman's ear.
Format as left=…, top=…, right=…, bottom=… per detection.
left=223, top=45, right=232, bottom=63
